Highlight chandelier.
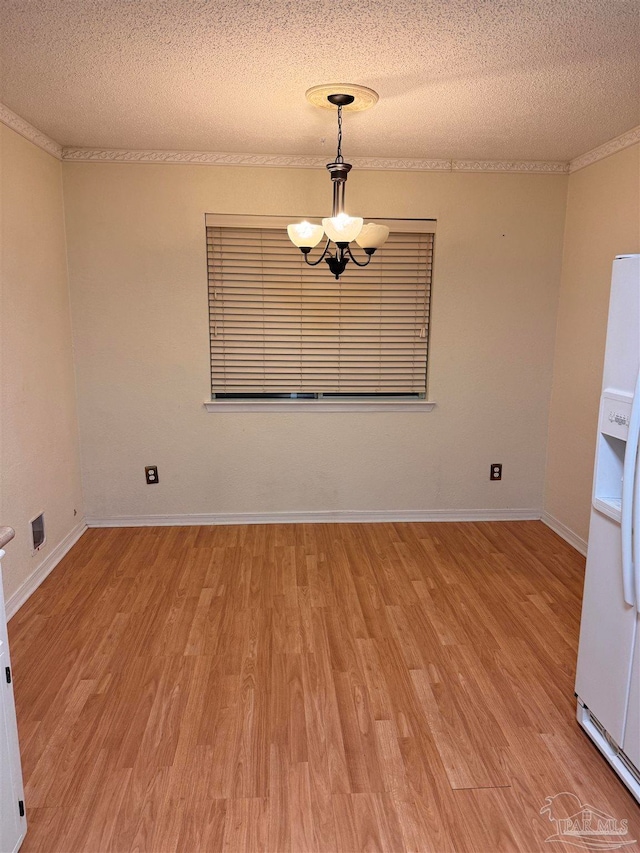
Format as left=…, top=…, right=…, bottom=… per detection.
left=287, top=85, right=390, bottom=280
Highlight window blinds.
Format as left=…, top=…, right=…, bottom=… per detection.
left=207, top=221, right=434, bottom=397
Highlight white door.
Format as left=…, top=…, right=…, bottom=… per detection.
left=0, top=642, right=23, bottom=853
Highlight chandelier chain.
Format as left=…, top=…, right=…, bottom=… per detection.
left=336, top=104, right=344, bottom=164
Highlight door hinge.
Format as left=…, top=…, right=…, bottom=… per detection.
left=5, top=666, right=11, bottom=684
left=18, top=800, right=24, bottom=817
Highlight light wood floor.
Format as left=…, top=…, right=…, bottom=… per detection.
left=8, top=522, right=640, bottom=852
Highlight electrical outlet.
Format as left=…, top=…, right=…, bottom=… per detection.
left=490, top=463, right=502, bottom=481
left=145, top=465, right=159, bottom=484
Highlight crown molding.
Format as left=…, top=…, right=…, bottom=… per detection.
left=0, top=103, right=62, bottom=159
left=452, top=159, right=569, bottom=173
left=61, top=147, right=568, bottom=173
left=61, top=147, right=331, bottom=168
left=62, top=148, right=452, bottom=172
left=60, top=147, right=453, bottom=170
left=569, top=125, right=640, bottom=173
left=1, top=100, right=634, bottom=176
left=355, top=156, right=452, bottom=171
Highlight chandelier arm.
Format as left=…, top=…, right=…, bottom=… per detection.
left=302, top=237, right=332, bottom=266
left=344, top=244, right=374, bottom=267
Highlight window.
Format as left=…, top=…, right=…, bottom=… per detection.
left=205, top=214, right=435, bottom=403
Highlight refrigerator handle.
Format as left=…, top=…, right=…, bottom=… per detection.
left=634, top=457, right=640, bottom=608
left=622, top=370, right=640, bottom=606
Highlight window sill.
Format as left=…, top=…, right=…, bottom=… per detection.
left=203, top=399, right=436, bottom=413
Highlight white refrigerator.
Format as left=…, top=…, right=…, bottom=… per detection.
left=575, top=253, right=640, bottom=803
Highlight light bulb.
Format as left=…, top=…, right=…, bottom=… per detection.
left=355, top=222, right=390, bottom=250
left=322, top=213, right=363, bottom=244
left=287, top=221, right=324, bottom=248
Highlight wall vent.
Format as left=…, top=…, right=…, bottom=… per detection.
left=30, top=513, right=45, bottom=552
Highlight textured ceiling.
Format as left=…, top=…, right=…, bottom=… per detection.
left=1, top=0, right=639, bottom=162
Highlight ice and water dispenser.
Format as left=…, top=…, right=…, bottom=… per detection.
left=593, top=391, right=633, bottom=522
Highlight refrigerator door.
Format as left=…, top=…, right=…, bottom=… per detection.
left=576, top=256, right=640, bottom=796
left=575, top=510, right=637, bottom=746
left=602, top=255, right=640, bottom=397
left=622, top=615, right=640, bottom=772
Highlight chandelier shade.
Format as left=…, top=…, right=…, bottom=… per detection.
left=287, top=221, right=325, bottom=249
left=287, top=86, right=389, bottom=279
left=355, top=222, right=390, bottom=250
left=321, top=214, right=363, bottom=245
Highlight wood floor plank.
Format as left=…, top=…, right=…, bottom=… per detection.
left=398, top=734, right=464, bottom=851
left=108, top=765, right=170, bottom=852
left=166, top=654, right=213, bottom=801
left=333, top=670, right=375, bottom=794
left=286, top=653, right=308, bottom=766
left=23, top=678, right=98, bottom=807
left=222, top=796, right=269, bottom=852
left=305, top=614, right=351, bottom=795
left=8, top=521, right=640, bottom=853
left=288, top=762, right=316, bottom=853
left=175, top=797, right=227, bottom=853
left=355, top=637, right=394, bottom=722
left=332, top=791, right=406, bottom=853
left=267, top=742, right=291, bottom=853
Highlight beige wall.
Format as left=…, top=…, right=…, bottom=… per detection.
left=0, top=110, right=636, bottom=592
left=0, top=125, right=84, bottom=600
left=545, top=144, right=640, bottom=543
left=62, top=162, right=567, bottom=520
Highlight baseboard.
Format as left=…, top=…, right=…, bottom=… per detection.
left=541, top=512, right=587, bottom=556
left=6, top=520, right=88, bottom=619
left=86, top=508, right=541, bottom=528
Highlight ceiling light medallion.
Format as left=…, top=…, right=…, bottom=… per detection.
left=287, top=85, right=389, bottom=280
